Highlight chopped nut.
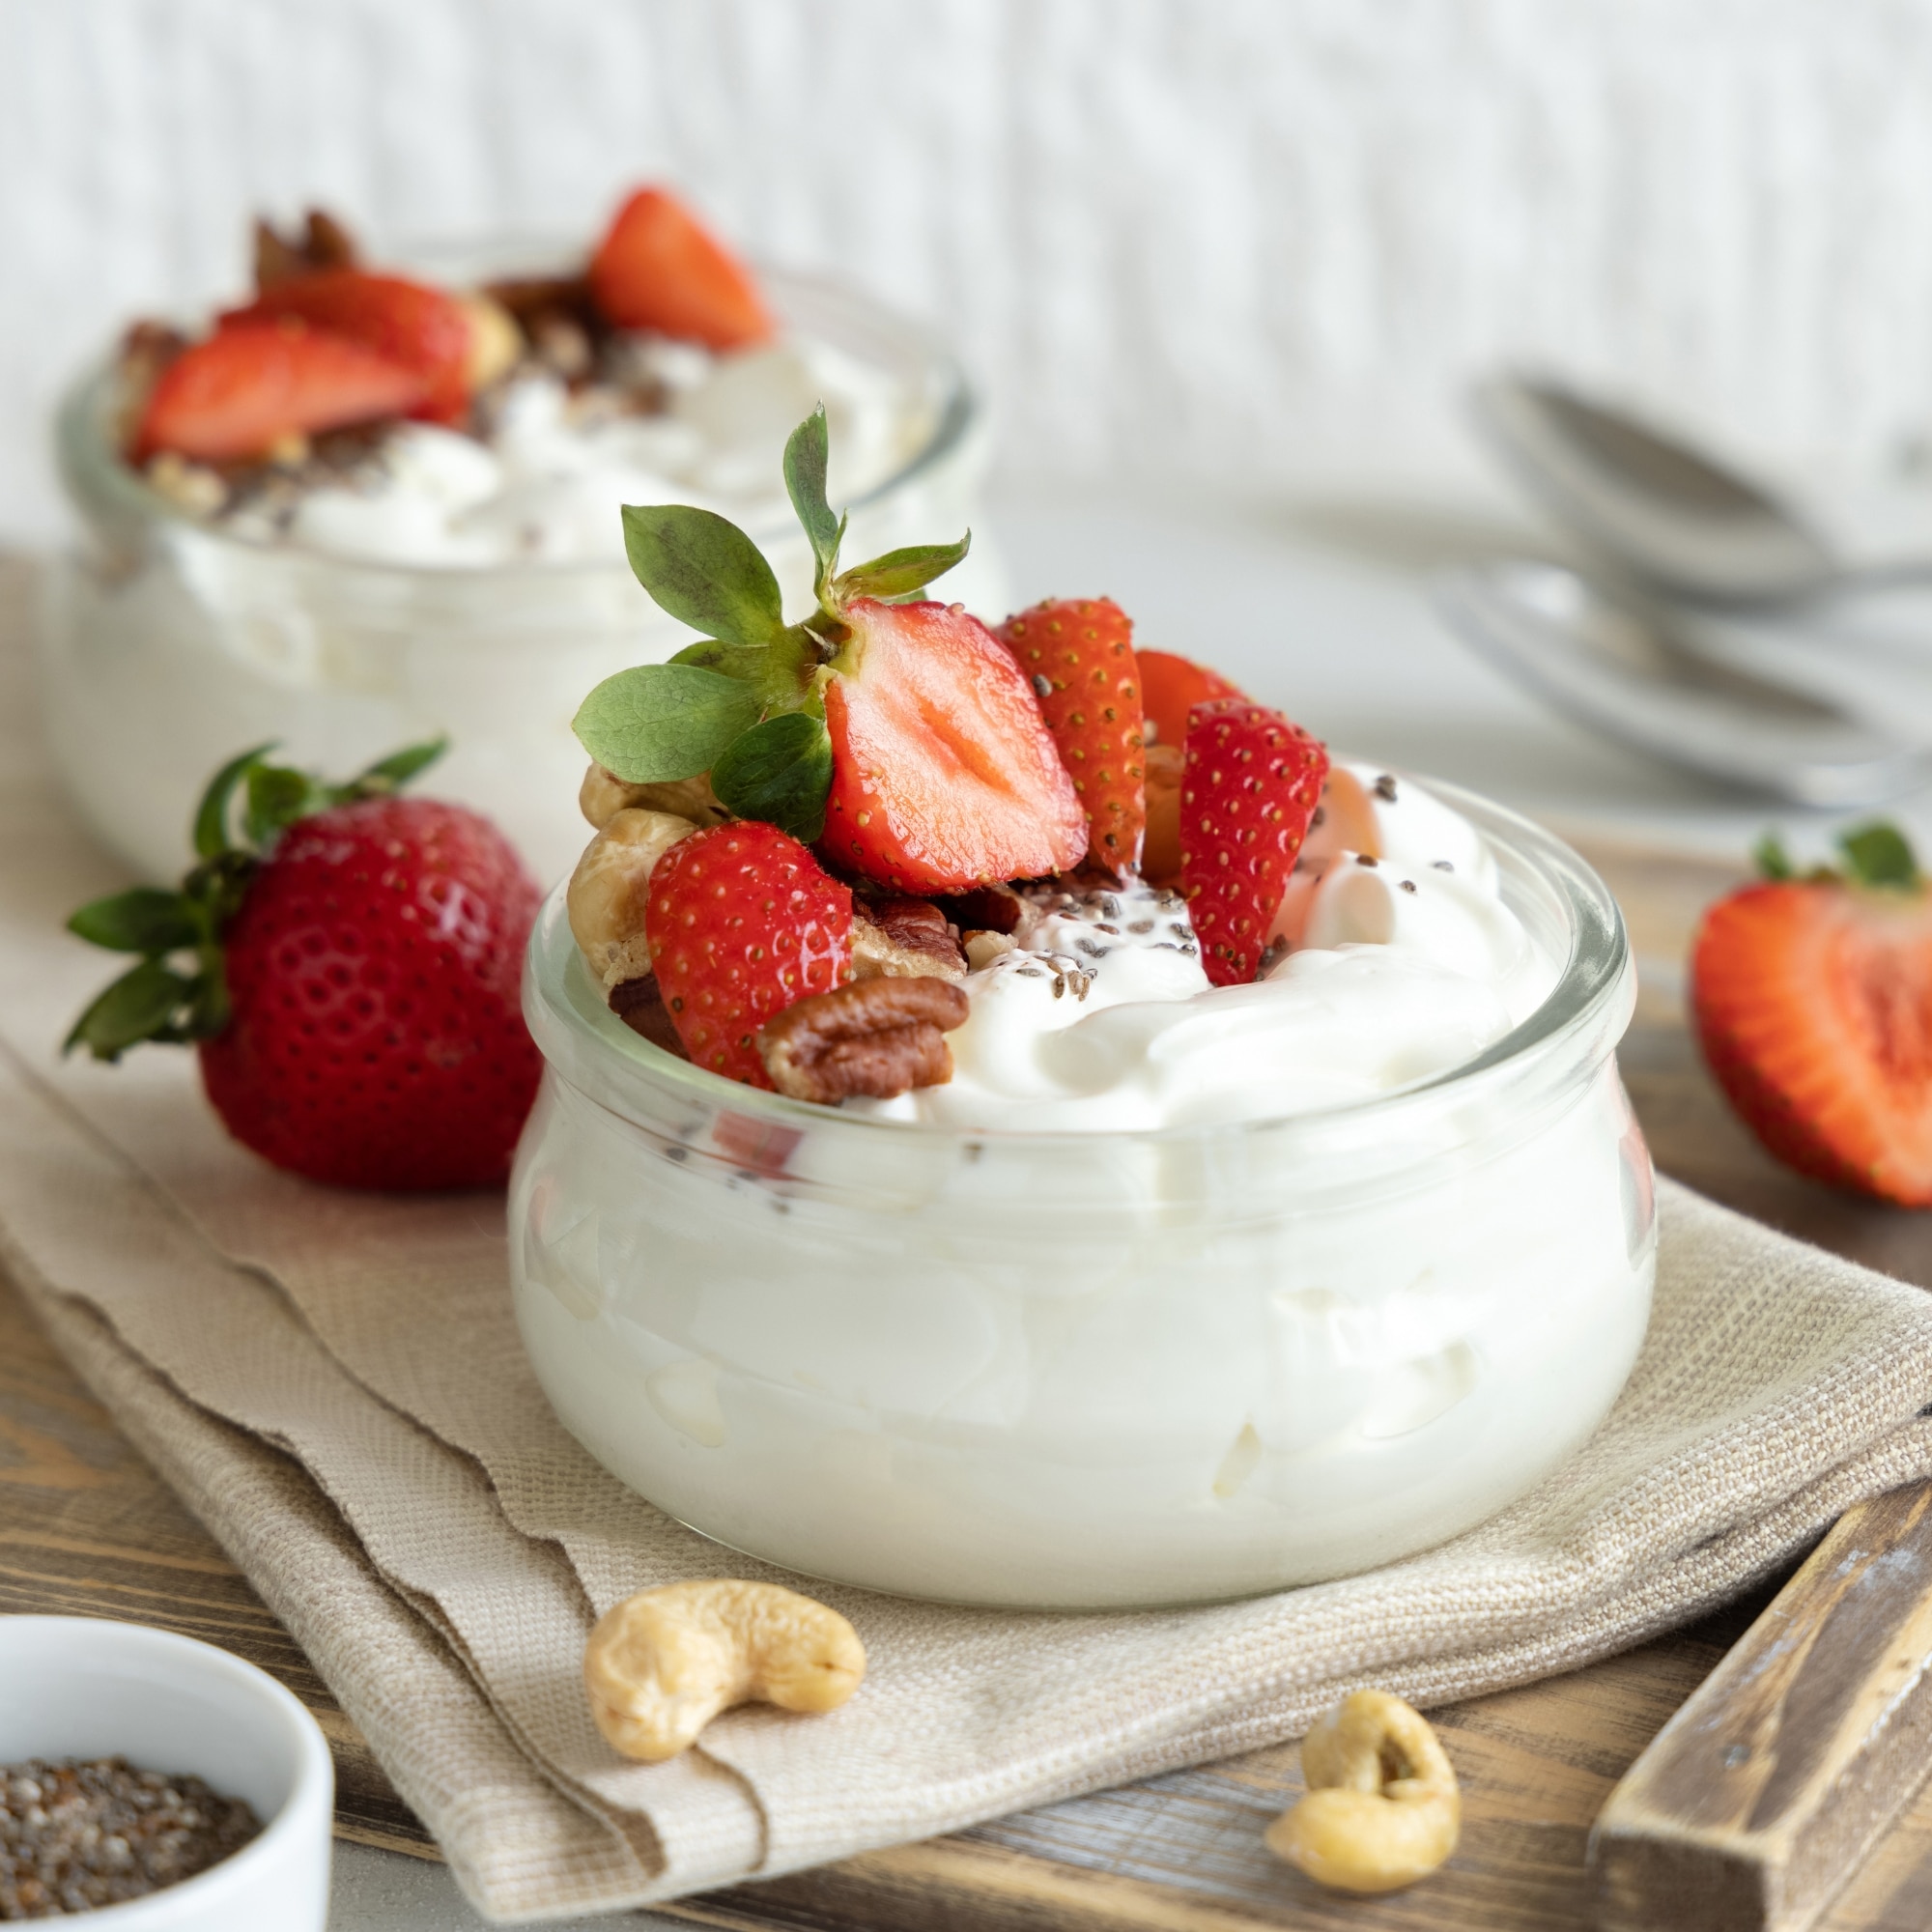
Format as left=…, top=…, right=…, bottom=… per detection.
left=852, top=896, right=966, bottom=981
left=608, top=974, right=688, bottom=1059
left=460, top=291, right=524, bottom=392
left=964, top=930, right=1016, bottom=970
left=579, top=763, right=728, bottom=832
left=567, top=809, right=697, bottom=985
left=934, top=883, right=1024, bottom=935
left=585, top=1580, right=865, bottom=1762
left=1264, top=1690, right=1460, bottom=1893
left=253, top=208, right=359, bottom=289
left=144, top=452, right=227, bottom=518
left=759, top=977, right=970, bottom=1103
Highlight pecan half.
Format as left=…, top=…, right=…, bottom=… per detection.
left=759, top=979, right=970, bottom=1104
left=852, top=896, right=966, bottom=981
left=610, top=975, right=689, bottom=1060
left=254, top=210, right=359, bottom=289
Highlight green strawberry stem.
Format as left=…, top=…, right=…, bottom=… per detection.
left=573, top=406, right=971, bottom=837
left=64, top=737, right=446, bottom=1063
left=1755, top=821, right=1922, bottom=892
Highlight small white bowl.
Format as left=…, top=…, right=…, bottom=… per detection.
left=0, top=1616, right=333, bottom=1928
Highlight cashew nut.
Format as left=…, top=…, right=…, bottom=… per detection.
left=583, top=1579, right=866, bottom=1761
left=1264, top=1690, right=1460, bottom=1893
left=566, top=809, right=696, bottom=987
left=458, top=290, right=525, bottom=392
left=579, top=762, right=729, bottom=832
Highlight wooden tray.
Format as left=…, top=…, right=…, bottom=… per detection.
left=9, top=835, right=1932, bottom=1929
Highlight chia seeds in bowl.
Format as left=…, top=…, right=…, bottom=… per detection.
left=0, top=1759, right=260, bottom=1919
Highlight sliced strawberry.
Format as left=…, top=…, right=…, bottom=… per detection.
left=132, top=322, right=430, bottom=464
left=995, top=597, right=1146, bottom=873
left=1693, top=866, right=1932, bottom=1204
left=588, top=186, right=773, bottom=352
left=821, top=600, right=1087, bottom=894
left=1180, top=697, right=1329, bottom=986
left=1140, top=649, right=1243, bottom=750
left=646, top=821, right=853, bottom=1086
left=226, top=269, right=475, bottom=423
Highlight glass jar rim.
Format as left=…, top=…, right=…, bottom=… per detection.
left=55, top=260, right=979, bottom=584
left=523, top=771, right=1635, bottom=1152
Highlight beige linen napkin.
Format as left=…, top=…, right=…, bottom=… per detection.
left=8, top=568, right=1932, bottom=1918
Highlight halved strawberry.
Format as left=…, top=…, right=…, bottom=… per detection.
left=1692, top=827, right=1932, bottom=1204
left=589, top=187, right=773, bottom=352
left=646, top=821, right=853, bottom=1086
left=132, top=322, right=430, bottom=463
left=1140, top=649, right=1243, bottom=749
left=995, top=597, right=1146, bottom=873
left=1180, top=697, right=1329, bottom=986
left=225, top=269, right=475, bottom=423
left=822, top=600, right=1087, bottom=892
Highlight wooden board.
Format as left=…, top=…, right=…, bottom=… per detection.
left=8, top=832, right=1932, bottom=1928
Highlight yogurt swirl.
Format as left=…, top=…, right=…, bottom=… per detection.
left=856, top=762, right=1558, bottom=1131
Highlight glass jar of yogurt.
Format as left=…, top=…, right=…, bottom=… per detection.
left=41, top=267, right=997, bottom=887
left=509, top=776, right=1655, bottom=1609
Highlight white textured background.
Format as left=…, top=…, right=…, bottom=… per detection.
left=11, top=0, right=1932, bottom=538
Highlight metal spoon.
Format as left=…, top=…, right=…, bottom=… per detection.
left=1472, top=373, right=1932, bottom=608
left=1434, top=560, right=1932, bottom=805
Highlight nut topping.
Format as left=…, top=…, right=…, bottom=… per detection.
left=579, top=762, right=730, bottom=832
left=759, top=977, right=970, bottom=1103
left=852, top=895, right=966, bottom=981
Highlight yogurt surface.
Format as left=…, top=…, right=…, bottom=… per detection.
left=225, top=335, right=927, bottom=567
left=858, top=763, right=1561, bottom=1131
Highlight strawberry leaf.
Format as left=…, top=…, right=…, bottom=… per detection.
left=783, top=406, right=846, bottom=602
left=343, top=737, right=447, bottom=797
left=622, top=503, right=786, bottom=645
left=192, top=741, right=277, bottom=859
left=1752, top=834, right=1795, bottom=881
left=64, top=957, right=198, bottom=1062
left=573, top=663, right=762, bottom=783
left=709, top=712, right=834, bottom=843
left=244, top=764, right=330, bottom=847
left=1839, top=822, right=1920, bottom=890
left=669, top=639, right=772, bottom=681
left=834, top=534, right=971, bottom=604
left=68, top=888, right=201, bottom=954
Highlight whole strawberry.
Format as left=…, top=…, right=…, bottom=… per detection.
left=995, top=597, right=1146, bottom=873
left=1692, top=825, right=1932, bottom=1205
left=66, top=743, right=542, bottom=1191
left=1180, top=697, right=1329, bottom=986
left=645, top=821, right=853, bottom=1085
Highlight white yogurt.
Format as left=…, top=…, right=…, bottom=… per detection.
left=857, top=763, right=1560, bottom=1131
left=233, top=336, right=923, bottom=567
left=509, top=776, right=1657, bottom=1607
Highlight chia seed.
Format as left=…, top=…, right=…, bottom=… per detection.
left=1356, top=854, right=1378, bottom=867
left=1400, top=879, right=1417, bottom=894
left=1432, top=860, right=1454, bottom=871
left=0, top=1757, right=260, bottom=1918
left=1374, top=774, right=1399, bottom=802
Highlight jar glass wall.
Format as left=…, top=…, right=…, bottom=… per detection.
left=509, top=781, right=1656, bottom=1610
left=41, top=269, right=997, bottom=886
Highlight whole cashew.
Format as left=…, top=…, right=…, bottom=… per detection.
left=566, top=809, right=696, bottom=987
left=1264, top=1690, right=1460, bottom=1893
left=580, top=762, right=729, bottom=832
left=583, top=1579, right=866, bottom=1761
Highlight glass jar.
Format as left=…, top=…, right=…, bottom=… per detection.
left=508, top=780, right=1656, bottom=1610
left=41, top=268, right=997, bottom=888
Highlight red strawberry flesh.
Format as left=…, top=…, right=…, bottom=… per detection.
left=1140, top=649, right=1243, bottom=750
left=1692, top=879, right=1932, bottom=1205
left=195, top=796, right=541, bottom=1190
left=589, top=187, right=773, bottom=352
left=995, top=597, right=1146, bottom=872
left=133, top=322, right=430, bottom=464
left=822, top=599, right=1087, bottom=893
left=224, top=269, right=476, bottom=423
left=645, top=821, right=853, bottom=1087
left=1180, top=697, right=1329, bottom=987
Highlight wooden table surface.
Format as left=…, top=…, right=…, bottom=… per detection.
left=9, top=836, right=1932, bottom=1930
